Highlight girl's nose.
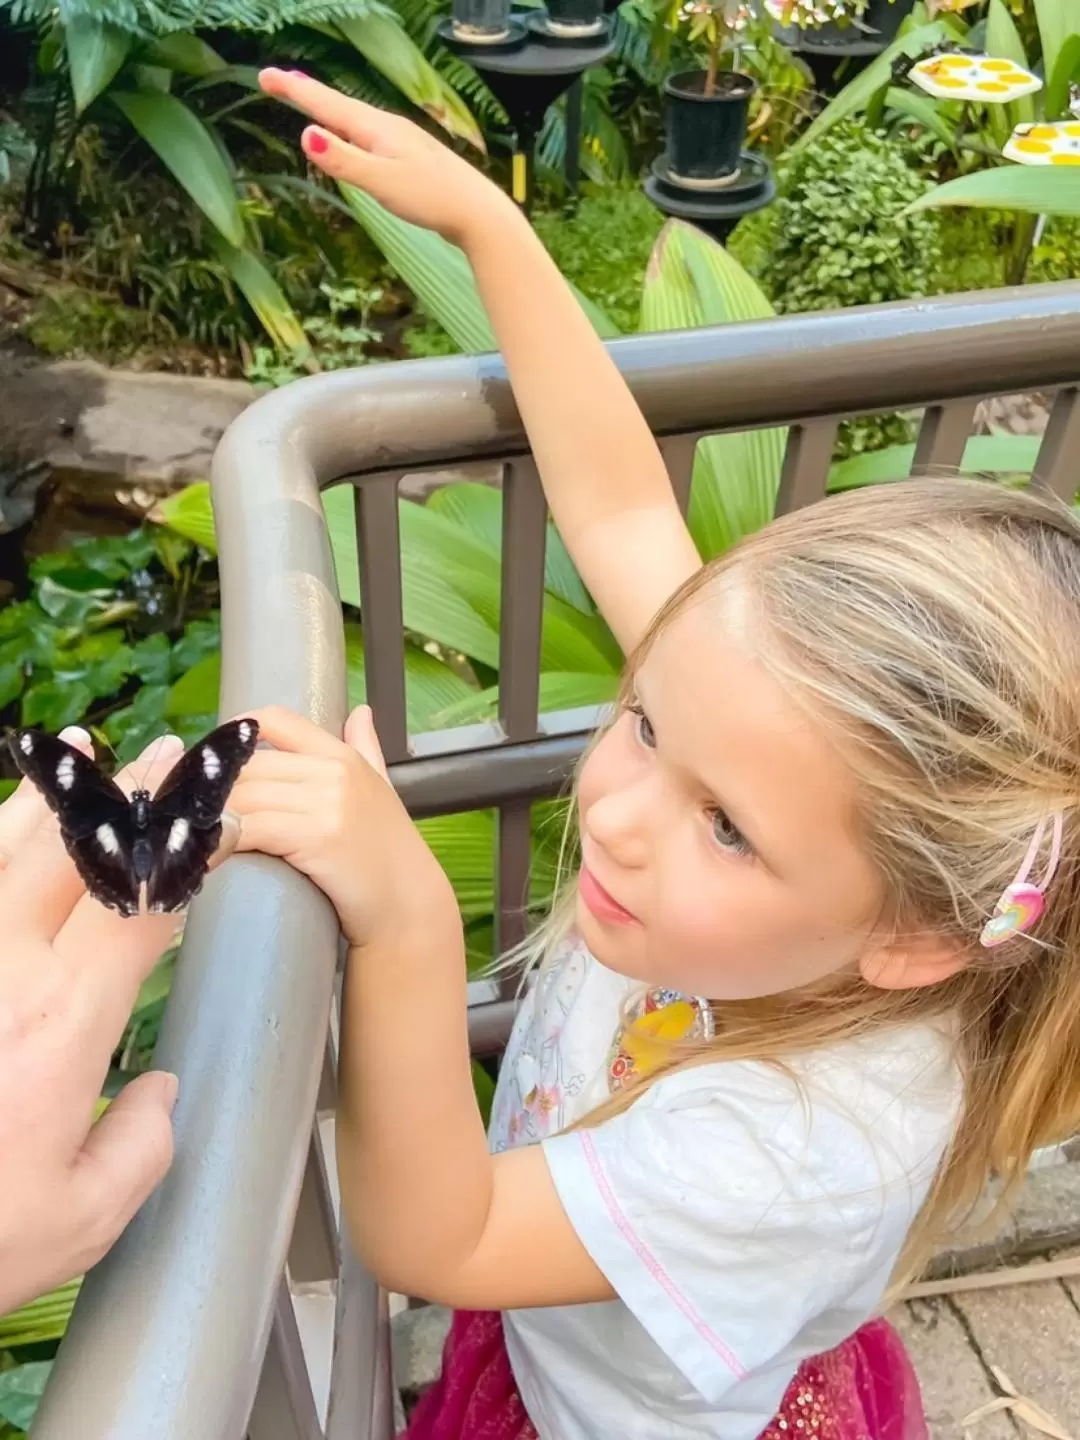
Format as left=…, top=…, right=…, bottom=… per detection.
left=583, top=778, right=656, bottom=871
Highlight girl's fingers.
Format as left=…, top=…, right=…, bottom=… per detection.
left=344, top=706, right=390, bottom=782
left=300, top=126, right=389, bottom=186
left=227, top=780, right=328, bottom=816
left=237, top=705, right=350, bottom=761
left=259, top=69, right=393, bottom=151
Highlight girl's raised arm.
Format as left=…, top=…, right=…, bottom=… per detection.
left=260, top=70, right=703, bottom=655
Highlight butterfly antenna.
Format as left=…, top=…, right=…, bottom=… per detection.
left=136, top=732, right=175, bottom=791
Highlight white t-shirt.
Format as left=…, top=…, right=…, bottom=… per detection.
left=488, top=937, right=962, bottom=1440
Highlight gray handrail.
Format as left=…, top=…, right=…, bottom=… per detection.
left=32, top=281, right=1080, bottom=1439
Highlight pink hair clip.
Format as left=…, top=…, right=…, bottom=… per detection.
left=979, top=812, right=1063, bottom=949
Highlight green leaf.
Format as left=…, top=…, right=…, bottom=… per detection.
left=343, top=625, right=479, bottom=732
left=0, top=1282, right=79, bottom=1348
left=0, top=779, right=18, bottom=802
left=143, top=33, right=226, bottom=76
left=214, top=241, right=311, bottom=357
left=471, top=1060, right=496, bottom=1125
left=340, top=187, right=496, bottom=354
left=171, top=616, right=221, bottom=673
left=433, top=668, right=619, bottom=726
left=102, top=683, right=171, bottom=761
left=828, top=433, right=1042, bottom=490
left=340, top=187, right=620, bottom=351
left=0, top=1362, right=52, bottom=1429
left=332, top=14, right=485, bottom=152
left=0, top=659, right=24, bottom=709
left=641, top=221, right=785, bottom=554
left=885, top=86, right=962, bottom=147
left=110, top=88, right=245, bottom=246
left=22, top=679, right=94, bottom=731
left=985, top=0, right=1036, bottom=126
left=1033, top=0, right=1072, bottom=95
left=166, top=652, right=220, bottom=716
left=908, top=164, right=1080, bottom=219
left=424, top=483, right=594, bottom=614
left=1046, top=32, right=1080, bottom=119
left=789, top=20, right=962, bottom=153
left=151, top=481, right=216, bottom=551
left=65, top=16, right=131, bottom=113
left=131, top=632, right=172, bottom=684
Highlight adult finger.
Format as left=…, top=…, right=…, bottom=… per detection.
left=72, top=1070, right=178, bottom=1254
left=344, top=705, right=390, bottom=782
left=6, top=733, right=183, bottom=942
left=259, top=69, right=397, bottom=151
left=0, top=726, right=93, bottom=871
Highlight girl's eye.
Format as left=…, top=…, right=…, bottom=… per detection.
left=628, top=703, right=656, bottom=749
left=710, top=809, right=751, bottom=857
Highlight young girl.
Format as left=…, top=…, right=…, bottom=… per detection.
left=226, top=70, right=1080, bottom=1440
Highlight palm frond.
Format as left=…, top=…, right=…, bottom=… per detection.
left=1, top=0, right=385, bottom=39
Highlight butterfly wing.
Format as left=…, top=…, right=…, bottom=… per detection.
left=10, top=729, right=141, bottom=916
left=144, top=718, right=259, bottom=913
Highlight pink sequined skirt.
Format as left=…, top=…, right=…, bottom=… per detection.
left=402, top=1309, right=928, bottom=1440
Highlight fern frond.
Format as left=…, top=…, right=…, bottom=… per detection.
left=1, top=0, right=386, bottom=39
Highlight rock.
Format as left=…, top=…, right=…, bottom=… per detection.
left=42, top=362, right=259, bottom=493
left=0, top=353, right=260, bottom=536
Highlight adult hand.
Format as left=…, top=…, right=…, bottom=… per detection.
left=0, top=728, right=236, bottom=1314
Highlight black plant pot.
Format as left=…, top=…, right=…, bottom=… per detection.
left=805, top=0, right=913, bottom=47
left=663, top=70, right=756, bottom=187
left=543, top=0, right=603, bottom=33
left=451, top=0, right=513, bottom=41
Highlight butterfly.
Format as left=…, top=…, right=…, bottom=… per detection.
left=9, top=718, right=259, bottom=917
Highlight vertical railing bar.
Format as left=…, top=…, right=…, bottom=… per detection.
left=495, top=799, right=533, bottom=989
left=774, top=421, right=839, bottom=516
left=1032, top=387, right=1080, bottom=503
left=316, top=1032, right=337, bottom=1114
left=911, top=401, right=979, bottom=474
left=325, top=1224, right=395, bottom=1440
left=659, top=434, right=700, bottom=517
left=247, top=1283, right=324, bottom=1440
left=500, top=459, right=547, bottom=743
left=354, top=477, right=409, bottom=765
left=288, top=1129, right=340, bottom=1285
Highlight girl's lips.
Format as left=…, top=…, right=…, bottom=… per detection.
left=578, top=865, right=638, bottom=927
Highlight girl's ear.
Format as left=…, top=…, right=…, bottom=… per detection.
left=859, top=933, right=968, bottom=991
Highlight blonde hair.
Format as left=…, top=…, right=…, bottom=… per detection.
left=515, top=476, right=1080, bottom=1286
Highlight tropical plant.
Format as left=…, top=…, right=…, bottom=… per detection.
left=0, top=526, right=223, bottom=799
left=790, top=0, right=1080, bottom=280
left=0, top=0, right=484, bottom=356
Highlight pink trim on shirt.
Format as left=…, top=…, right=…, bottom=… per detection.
left=578, top=1130, right=748, bottom=1381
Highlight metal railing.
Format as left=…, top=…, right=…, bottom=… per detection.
left=32, top=281, right=1080, bottom=1440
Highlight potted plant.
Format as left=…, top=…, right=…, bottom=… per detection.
left=663, top=0, right=758, bottom=186
left=451, top=0, right=513, bottom=43
left=767, top=0, right=914, bottom=49
left=544, top=0, right=605, bottom=36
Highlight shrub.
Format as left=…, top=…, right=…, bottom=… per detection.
left=733, top=120, right=942, bottom=315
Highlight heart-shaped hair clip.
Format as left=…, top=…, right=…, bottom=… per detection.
left=979, top=812, right=1063, bottom=950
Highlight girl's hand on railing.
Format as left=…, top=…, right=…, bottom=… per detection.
left=226, top=705, right=459, bottom=949
left=258, top=68, right=516, bottom=248
left=0, top=731, right=217, bottom=1314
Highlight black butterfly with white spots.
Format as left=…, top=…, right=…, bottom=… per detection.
left=9, top=719, right=259, bottom=916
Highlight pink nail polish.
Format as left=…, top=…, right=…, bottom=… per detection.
left=306, top=131, right=329, bottom=155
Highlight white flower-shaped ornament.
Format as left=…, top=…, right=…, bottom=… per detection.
left=909, top=52, right=1043, bottom=101
left=1004, top=121, right=1080, bottom=166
